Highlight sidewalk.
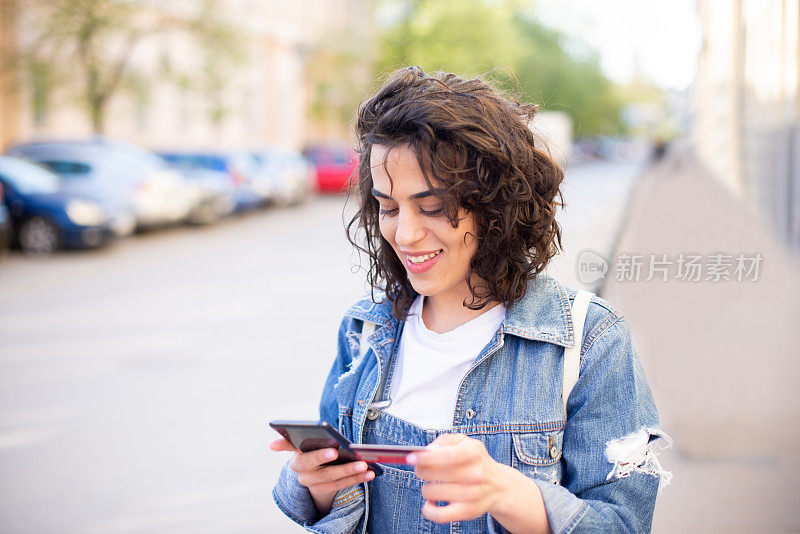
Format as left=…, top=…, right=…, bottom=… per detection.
left=544, top=159, right=643, bottom=291
left=600, top=146, right=800, bottom=532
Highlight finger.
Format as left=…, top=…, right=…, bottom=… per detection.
left=292, top=448, right=339, bottom=471
left=421, top=500, right=481, bottom=523
left=421, top=482, right=482, bottom=503
left=297, top=461, right=373, bottom=488
left=269, top=437, right=298, bottom=452
left=415, top=462, right=480, bottom=483
left=309, top=468, right=376, bottom=495
left=411, top=443, right=477, bottom=469
left=411, top=435, right=486, bottom=468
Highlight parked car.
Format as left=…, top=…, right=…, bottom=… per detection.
left=5, top=141, right=137, bottom=237
left=92, top=138, right=234, bottom=225
left=174, top=167, right=236, bottom=224
left=0, top=156, right=129, bottom=255
left=7, top=138, right=194, bottom=231
left=252, top=148, right=313, bottom=206
left=157, top=151, right=268, bottom=212
left=0, top=182, right=11, bottom=257
left=303, top=145, right=359, bottom=193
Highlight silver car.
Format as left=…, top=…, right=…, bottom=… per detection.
left=252, top=148, right=313, bottom=206
left=7, top=139, right=195, bottom=230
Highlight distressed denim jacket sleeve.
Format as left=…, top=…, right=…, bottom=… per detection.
left=532, top=316, right=671, bottom=534
left=272, top=316, right=367, bottom=534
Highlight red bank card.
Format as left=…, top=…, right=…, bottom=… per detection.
left=350, top=444, right=427, bottom=464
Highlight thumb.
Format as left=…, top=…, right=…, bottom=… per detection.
left=430, top=433, right=467, bottom=448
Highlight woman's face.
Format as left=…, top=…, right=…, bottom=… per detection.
left=370, top=144, right=478, bottom=305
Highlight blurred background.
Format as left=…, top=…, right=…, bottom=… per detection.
left=0, top=0, right=798, bottom=532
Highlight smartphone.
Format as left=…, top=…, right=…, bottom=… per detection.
left=269, top=420, right=384, bottom=476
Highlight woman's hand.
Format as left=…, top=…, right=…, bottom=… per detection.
left=408, top=433, right=551, bottom=533
left=408, top=433, right=503, bottom=522
left=269, top=437, right=375, bottom=516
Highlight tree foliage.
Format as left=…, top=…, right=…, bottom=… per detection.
left=307, top=34, right=374, bottom=130
left=378, top=0, right=522, bottom=78
left=513, top=15, right=623, bottom=137
left=374, top=0, right=624, bottom=137
left=11, top=0, right=244, bottom=133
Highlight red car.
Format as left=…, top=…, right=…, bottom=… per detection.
left=303, top=145, right=359, bottom=193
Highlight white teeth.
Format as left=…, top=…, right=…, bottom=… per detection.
left=408, top=250, right=441, bottom=264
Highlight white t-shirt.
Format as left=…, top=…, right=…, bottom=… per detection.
left=383, top=294, right=506, bottom=429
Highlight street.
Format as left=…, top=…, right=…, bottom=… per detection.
left=0, top=161, right=642, bottom=533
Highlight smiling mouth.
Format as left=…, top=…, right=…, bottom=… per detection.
left=407, top=250, right=443, bottom=264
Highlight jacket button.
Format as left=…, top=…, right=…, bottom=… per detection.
left=366, top=409, right=381, bottom=421
left=465, top=409, right=476, bottom=420
left=549, top=445, right=559, bottom=458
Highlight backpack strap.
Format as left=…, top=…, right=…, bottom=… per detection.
left=562, top=290, right=594, bottom=419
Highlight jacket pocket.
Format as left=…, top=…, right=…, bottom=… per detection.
left=510, top=429, right=564, bottom=485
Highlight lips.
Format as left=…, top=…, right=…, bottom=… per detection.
left=403, top=249, right=443, bottom=274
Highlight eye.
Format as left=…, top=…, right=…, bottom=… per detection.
left=420, top=207, right=443, bottom=217
left=378, top=206, right=442, bottom=217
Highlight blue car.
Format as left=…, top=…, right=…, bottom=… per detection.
left=157, top=151, right=267, bottom=212
left=0, top=188, right=10, bottom=257
left=0, top=156, right=129, bottom=255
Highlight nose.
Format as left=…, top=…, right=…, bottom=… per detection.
left=394, top=208, right=425, bottom=247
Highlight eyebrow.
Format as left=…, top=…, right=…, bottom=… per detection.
left=371, top=187, right=439, bottom=200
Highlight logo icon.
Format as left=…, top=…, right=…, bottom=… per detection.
left=577, top=249, right=609, bottom=285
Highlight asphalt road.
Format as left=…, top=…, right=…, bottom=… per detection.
left=0, top=160, right=642, bottom=533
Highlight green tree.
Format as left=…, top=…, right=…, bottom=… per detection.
left=374, top=0, right=624, bottom=137
left=513, top=15, right=623, bottom=136
left=377, top=0, right=522, bottom=78
left=11, top=0, right=244, bottom=133
left=182, top=0, right=248, bottom=127
left=307, top=33, right=374, bottom=132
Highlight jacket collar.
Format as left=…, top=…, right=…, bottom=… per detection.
left=344, top=274, right=575, bottom=348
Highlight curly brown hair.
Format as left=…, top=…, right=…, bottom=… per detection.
left=346, top=66, right=565, bottom=320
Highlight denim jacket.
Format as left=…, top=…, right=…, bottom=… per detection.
left=273, top=274, right=671, bottom=534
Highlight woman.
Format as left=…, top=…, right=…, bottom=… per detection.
left=271, top=67, right=671, bottom=534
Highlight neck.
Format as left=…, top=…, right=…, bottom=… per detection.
left=420, top=284, right=500, bottom=334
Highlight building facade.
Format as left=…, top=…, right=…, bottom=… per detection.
left=0, top=0, right=374, bottom=152
left=694, top=0, right=800, bottom=249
